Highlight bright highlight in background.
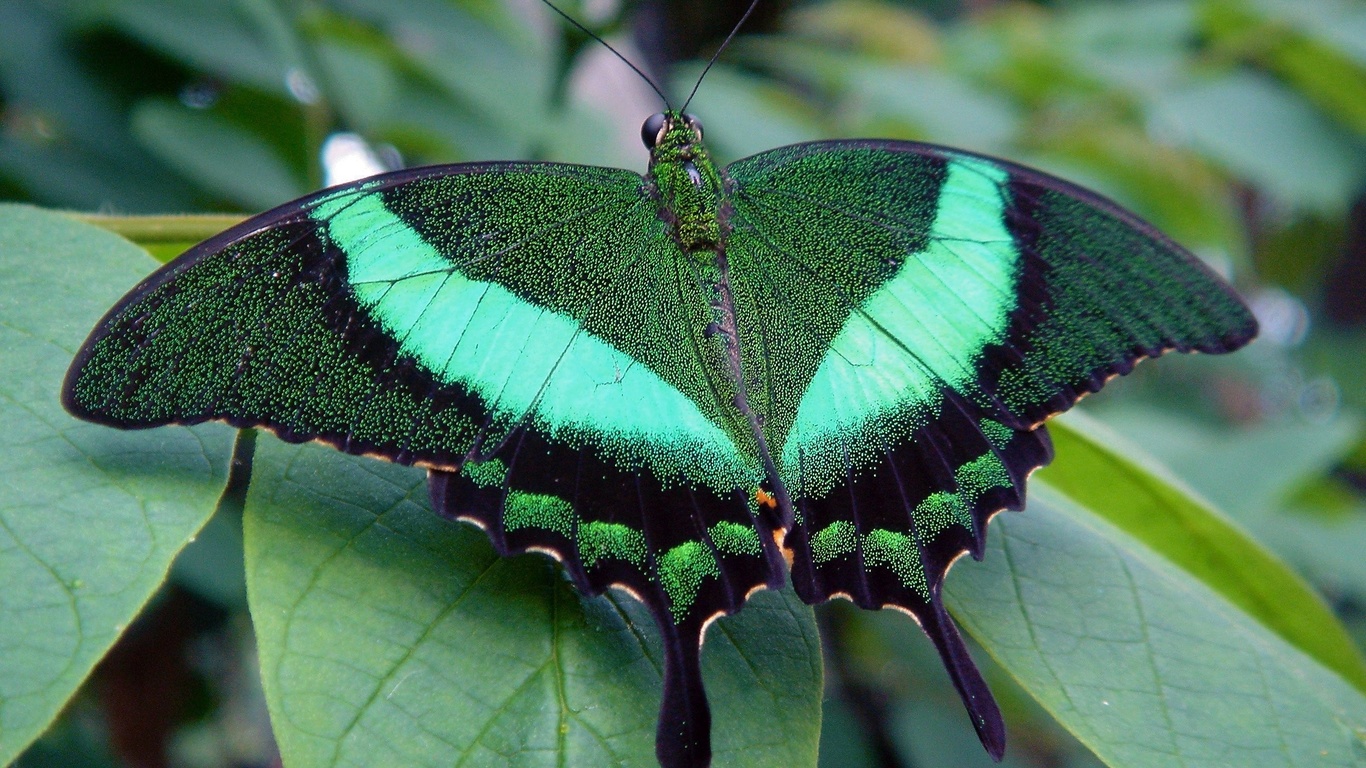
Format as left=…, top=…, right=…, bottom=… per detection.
left=322, top=133, right=390, bottom=187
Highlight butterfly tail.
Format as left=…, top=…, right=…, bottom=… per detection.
left=429, top=465, right=770, bottom=768
left=657, top=620, right=712, bottom=768
left=922, top=593, right=1005, bottom=761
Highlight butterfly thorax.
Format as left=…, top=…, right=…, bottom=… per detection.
left=644, top=111, right=725, bottom=255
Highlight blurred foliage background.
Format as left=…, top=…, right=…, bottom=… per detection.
left=3, top=0, right=1365, bottom=766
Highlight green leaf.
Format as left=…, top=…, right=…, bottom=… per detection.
left=314, top=35, right=401, bottom=132
left=337, top=0, right=553, bottom=143
left=0, top=4, right=198, bottom=213
left=104, top=0, right=297, bottom=96
left=0, top=204, right=234, bottom=764
left=72, top=213, right=246, bottom=263
left=1149, top=70, right=1366, bottom=213
left=244, top=438, right=822, bottom=767
left=855, top=66, right=1019, bottom=152
left=1040, top=411, right=1366, bottom=694
left=1090, top=406, right=1364, bottom=519
left=946, top=483, right=1366, bottom=767
left=1305, top=329, right=1366, bottom=412
left=131, top=98, right=308, bottom=211
left=1059, top=0, right=1197, bottom=91
left=1237, top=0, right=1366, bottom=68
left=783, top=0, right=943, bottom=64
left=1200, top=0, right=1366, bottom=137
left=1251, top=507, right=1366, bottom=601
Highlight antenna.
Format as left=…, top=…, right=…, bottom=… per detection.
left=681, top=0, right=763, bottom=113
left=538, top=0, right=672, bottom=109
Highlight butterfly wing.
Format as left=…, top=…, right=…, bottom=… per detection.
left=723, top=140, right=1257, bottom=755
left=64, top=161, right=786, bottom=768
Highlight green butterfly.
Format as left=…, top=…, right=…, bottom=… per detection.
left=63, top=101, right=1256, bottom=766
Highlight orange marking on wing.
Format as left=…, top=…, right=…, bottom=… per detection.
left=774, top=529, right=794, bottom=569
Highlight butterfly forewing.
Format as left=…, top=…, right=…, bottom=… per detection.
left=987, top=172, right=1257, bottom=423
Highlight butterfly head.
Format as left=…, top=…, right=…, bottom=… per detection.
left=642, top=111, right=704, bottom=156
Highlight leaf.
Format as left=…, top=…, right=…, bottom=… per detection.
left=1040, top=411, right=1366, bottom=694
left=0, top=4, right=198, bottom=213
left=1198, top=0, right=1366, bottom=139
left=1238, top=0, right=1366, bottom=68
left=1305, top=329, right=1366, bottom=412
left=244, top=438, right=823, bottom=767
left=816, top=697, right=879, bottom=768
left=72, top=213, right=246, bottom=264
left=1223, top=0, right=1366, bottom=65
left=104, top=0, right=298, bottom=95
left=945, top=483, right=1366, bottom=767
left=947, top=4, right=1099, bottom=109
left=842, top=64, right=1021, bottom=154
left=314, top=35, right=401, bottom=132
left=1088, top=406, right=1364, bottom=519
left=710, top=41, right=947, bottom=156
left=131, top=98, right=308, bottom=212
left=784, top=0, right=943, bottom=64
left=0, top=204, right=234, bottom=764
left=1054, top=0, right=1196, bottom=96
left=1251, top=508, right=1366, bottom=601
left=335, top=0, right=553, bottom=144
left=1149, top=70, right=1366, bottom=213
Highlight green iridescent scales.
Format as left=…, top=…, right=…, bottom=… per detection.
left=805, top=436, right=1012, bottom=600
left=727, top=150, right=1024, bottom=498
left=64, top=111, right=1256, bottom=768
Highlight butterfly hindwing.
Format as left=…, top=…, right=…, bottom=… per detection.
left=781, top=408, right=1052, bottom=755
left=429, top=433, right=784, bottom=767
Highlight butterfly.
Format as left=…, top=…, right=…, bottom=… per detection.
left=63, top=98, right=1257, bottom=766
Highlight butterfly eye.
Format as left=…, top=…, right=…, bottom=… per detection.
left=641, top=112, right=667, bottom=148
left=684, top=114, right=704, bottom=141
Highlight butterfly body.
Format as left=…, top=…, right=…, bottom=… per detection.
left=64, top=108, right=1256, bottom=768
left=647, top=112, right=726, bottom=253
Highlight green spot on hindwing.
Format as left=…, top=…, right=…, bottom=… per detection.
left=807, top=441, right=1018, bottom=597
left=707, top=521, right=762, bottom=557
left=955, top=451, right=1010, bottom=505
left=462, top=458, right=508, bottom=488
left=658, top=541, right=721, bottom=621
left=913, top=448, right=1012, bottom=539
left=914, top=492, right=972, bottom=539
left=503, top=491, right=575, bottom=538
left=807, top=522, right=930, bottom=597
left=978, top=419, right=1013, bottom=450
left=579, top=522, right=648, bottom=568
left=810, top=520, right=859, bottom=564
left=863, top=529, right=929, bottom=598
